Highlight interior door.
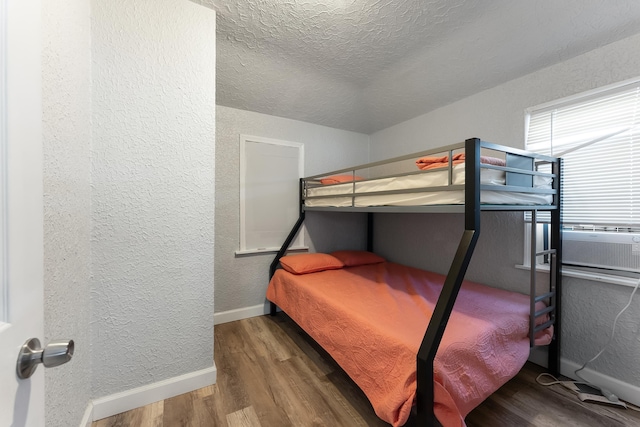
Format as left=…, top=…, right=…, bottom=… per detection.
left=0, top=0, right=45, bottom=426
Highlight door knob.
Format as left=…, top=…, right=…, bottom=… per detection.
left=16, top=338, right=74, bottom=379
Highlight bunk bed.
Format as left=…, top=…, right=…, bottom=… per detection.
left=266, top=138, right=562, bottom=427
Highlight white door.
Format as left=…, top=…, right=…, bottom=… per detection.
left=0, top=0, right=45, bottom=426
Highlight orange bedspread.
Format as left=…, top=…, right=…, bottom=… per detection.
left=266, top=262, right=552, bottom=427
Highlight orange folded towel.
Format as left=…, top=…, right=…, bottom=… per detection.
left=320, top=174, right=364, bottom=184
left=416, top=153, right=505, bottom=170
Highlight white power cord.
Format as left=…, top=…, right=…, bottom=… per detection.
left=574, top=276, right=640, bottom=405
left=535, top=372, right=640, bottom=412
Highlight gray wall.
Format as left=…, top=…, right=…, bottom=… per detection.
left=370, top=33, right=640, bottom=392
left=90, top=0, right=216, bottom=397
left=373, top=212, right=534, bottom=292
left=215, top=106, right=370, bottom=314
left=42, top=0, right=92, bottom=425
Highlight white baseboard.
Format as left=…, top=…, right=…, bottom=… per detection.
left=214, top=303, right=273, bottom=325
left=79, top=402, right=93, bottom=427
left=91, top=364, right=217, bottom=421
left=527, top=351, right=640, bottom=407
left=560, top=358, right=640, bottom=407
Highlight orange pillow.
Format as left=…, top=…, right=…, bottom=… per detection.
left=330, top=250, right=386, bottom=267
left=279, top=253, right=344, bottom=274
left=320, top=175, right=364, bottom=185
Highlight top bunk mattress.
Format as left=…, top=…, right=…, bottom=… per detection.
left=305, top=163, right=554, bottom=208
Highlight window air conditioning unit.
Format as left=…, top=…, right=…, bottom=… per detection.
left=562, top=230, right=640, bottom=272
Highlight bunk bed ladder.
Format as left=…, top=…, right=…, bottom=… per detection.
left=529, top=210, right=556, bottom=348
left=527, top=160, right=562, bottom=375
left=415, top=138, right=481, bottom=427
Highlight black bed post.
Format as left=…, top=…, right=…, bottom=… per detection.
left=416, top=138, right=481, bottom=426
left=548, top=158, right=562, bottom=375
left=367, top=213, right=374, bottom=252
left=269, top=178, right=306, bottom=316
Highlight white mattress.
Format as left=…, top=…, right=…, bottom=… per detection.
left=305, top=164, right=553, bottom=207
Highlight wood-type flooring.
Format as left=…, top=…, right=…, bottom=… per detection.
left=93, top=314, right=640, bottom=427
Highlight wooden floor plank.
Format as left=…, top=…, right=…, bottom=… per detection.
left=270, top=313, right=337, bottom=377
left=324, top=369, right=390, bottom=426
left=465, top=396, right=530, bottom=427
left=93, top=401, right=163, bottom=427
left=219, top=343, right=293, bottom=427
left=277, top=355, right=365, bottom=426
left=162, top=388, right=214, bottom=427
left=93, top=315, right=640, bottom=427
left=199, top=385, right=230, bottom=427
left=243, top=315, right=295, bottom=362
left=226, top=406, right=262, bottom=427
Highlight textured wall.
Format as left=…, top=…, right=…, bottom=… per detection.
left=215, top=1, right=640, bottom=134
left=215, top=106, right=369, bottom=313
left=91, top=0, right=216, bottom=397
left=42, top=0, right=92, bottom=425
left=374, top=212, right=544, bottom=293
left=370, top=32, right=640, bottom=388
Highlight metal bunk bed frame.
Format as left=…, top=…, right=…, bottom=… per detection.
left=268, top=137, right=562, bottom=427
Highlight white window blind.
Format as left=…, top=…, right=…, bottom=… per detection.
left=238, top=135, right=305, bottom=255
left=526, top=80, right=640, bottom=230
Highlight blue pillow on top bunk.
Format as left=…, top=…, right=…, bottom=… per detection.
left=279, top=253, right=344, bottom=275
left=330, top=250, right=386, bottom=267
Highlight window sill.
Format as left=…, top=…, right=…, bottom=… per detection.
left=515, top=264, right=640, bottom=288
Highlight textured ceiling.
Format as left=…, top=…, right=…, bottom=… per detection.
left=212, top=0, right=640, bottom=134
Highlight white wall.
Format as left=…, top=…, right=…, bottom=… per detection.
left=42, top=0, right=92, bottom=425
left=370, top=33, right=640, bottom=394
left=91, top=0, right=216, bottom=397
left=215, top=106, right=370, bottom=315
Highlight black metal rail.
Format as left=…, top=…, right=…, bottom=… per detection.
left=415, top=138, right=481, bottom=426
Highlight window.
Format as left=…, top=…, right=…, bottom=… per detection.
left=525, top=78, right=640, bottom=274
left=238, top=135, right=305, bottom=255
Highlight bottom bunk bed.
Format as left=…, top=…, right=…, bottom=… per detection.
left=266, top=251, right=553, bottom=427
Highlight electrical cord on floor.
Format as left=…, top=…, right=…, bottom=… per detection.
left=534, top=372, right=589, bottom=388
left=535, top=372, right=561, bottom=386
left=574, top=276, right=640, bottom=403
left=535, top=277, right=640, bottom=412
left=535, top=373, right=640, bottom=412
